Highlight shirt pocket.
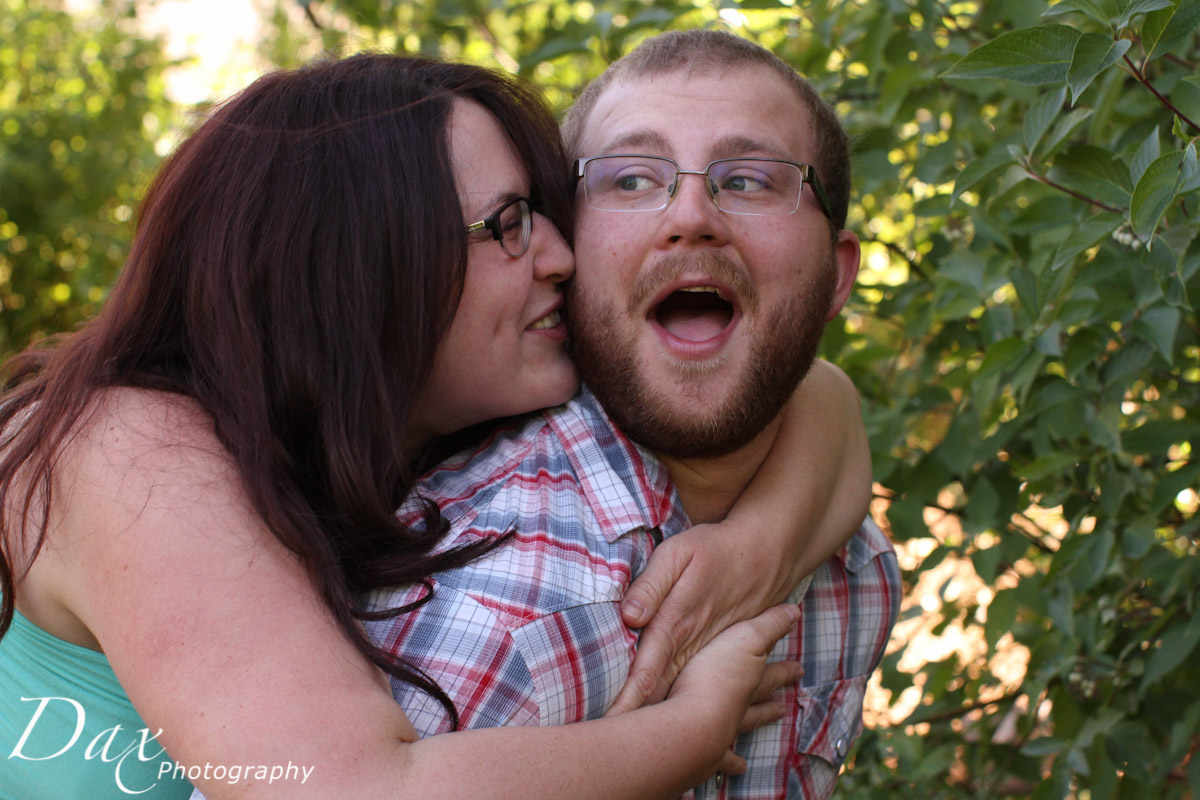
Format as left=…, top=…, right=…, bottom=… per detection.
left=794, top=673, right=868, bottom=771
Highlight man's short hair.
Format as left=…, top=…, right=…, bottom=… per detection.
left=563, top=29, right=852, bottom=230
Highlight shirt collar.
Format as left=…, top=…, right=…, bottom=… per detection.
left=545, top=386, right=691, bottom=544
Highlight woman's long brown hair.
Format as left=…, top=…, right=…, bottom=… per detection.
left=0, top=54, right=574, bottom=727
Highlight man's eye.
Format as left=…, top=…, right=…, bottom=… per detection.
left=722, top=173, right=770, bottom=192
left=614, top=173, right=660, bottom=191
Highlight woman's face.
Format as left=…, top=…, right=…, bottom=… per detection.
left=409, top=100, right=579, bottom=442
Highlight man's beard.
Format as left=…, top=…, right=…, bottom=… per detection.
left=568, top=252, right=836, bottom=459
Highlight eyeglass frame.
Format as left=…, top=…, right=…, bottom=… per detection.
left=574, top=154, right=834, bottom=221
left=464, top=195, right=533, bottom=258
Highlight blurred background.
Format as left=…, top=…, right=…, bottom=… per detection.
left=2, top=1, right=1198, bottom=797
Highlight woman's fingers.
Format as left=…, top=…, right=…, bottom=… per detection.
left=738, top=661, right=803, bottom=734
left=753, top=660, right=804, bottom=704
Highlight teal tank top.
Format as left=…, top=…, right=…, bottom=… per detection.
left=0, top=608, right=193, bottom=799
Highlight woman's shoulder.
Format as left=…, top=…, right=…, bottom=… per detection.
left=37, top=387, right=253, bottom=564
left=62, top=387, right=234, bottom=489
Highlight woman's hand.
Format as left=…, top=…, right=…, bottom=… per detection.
left=609, top=360, right=870, bottom=713
left=661, top=604, right=803, bottom=777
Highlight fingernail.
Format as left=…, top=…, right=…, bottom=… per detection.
left=623, top=599, right=645, bottom=622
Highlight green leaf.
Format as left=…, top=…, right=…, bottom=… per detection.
left=1123, top=419, right=1200, bottom=454
left=1141, top=611, right=1200, bottom=691
left=1142, top=0, right=1200, bottom=61
left=1052, top=212, right=1123, bottom=269
left=1025, top=86, right=1067, bottom=153
left=1044, top=0, right=1113, bottom=27
left=1022, top=735, right=1068, bottom=757
left=1130, top=128, right=1162, bottom=185
left=517, top=38, right=590, bottom=72
left=1189, top=731, right=1200, bottom=799
left=988, top=587, right=1017, bottom=652
left=1181, top=142, right=1200, bottom=193
left=1040, top=107, right=1095, bottom=158
left=1048, top=144, right=1132, bottom=207
left=941, top=25, right=1082, bottom=85
left=1134, top=304, right=1181, bottom=358
left=976, top=337, right=1026, bottom=381
left=1067, top=35, right=1131, bottom=103
left=1131, top=150, right=1189, bottom=237
left=951, top=148, right=1019, bottom=207
left=1115, top=0, right=1177, bottom=28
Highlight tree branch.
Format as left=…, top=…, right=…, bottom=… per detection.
left=910, top=689, right=1024, bottom=725
left=876, top=238, right=931, bottom=281
left=1008, top=511, right=1059, bottom=554
left=303, top=2, right=323, bottom=30
left=1124, top=54, right=1200, bottom=135
left=1023, top=162, right=1126, bottom=214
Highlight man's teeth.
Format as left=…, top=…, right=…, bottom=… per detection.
left=528, top=310, right=561, bottom=330
left=678, top=285, right=730, bottom=301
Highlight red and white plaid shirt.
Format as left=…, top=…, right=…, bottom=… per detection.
left=368, top=388, right=901, bottom=799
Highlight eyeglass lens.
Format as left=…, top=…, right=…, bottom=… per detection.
left=497, top=198, right=532, bottom=257
left=582, top=157, right=805, bottom=215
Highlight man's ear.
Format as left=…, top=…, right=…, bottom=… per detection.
left=826, top=228, right=861, bottom=321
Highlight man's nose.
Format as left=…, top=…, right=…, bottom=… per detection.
left=660, top=171, right=731, bottom=246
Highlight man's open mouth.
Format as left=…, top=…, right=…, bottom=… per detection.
left=653, top=285, right=735, bottom=343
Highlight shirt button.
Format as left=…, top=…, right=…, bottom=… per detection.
left=835, top=738, right=847, bottom=758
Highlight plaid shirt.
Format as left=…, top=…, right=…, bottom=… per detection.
left=367, top=388, right=901, bottom=799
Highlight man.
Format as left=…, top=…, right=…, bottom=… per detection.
left=369, top=30, right=901, bottom=798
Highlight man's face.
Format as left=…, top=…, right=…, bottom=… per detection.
left=567, top=65, right=860, bottom=458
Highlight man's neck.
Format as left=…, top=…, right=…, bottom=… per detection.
left=657, top=415, right=784, bottom=524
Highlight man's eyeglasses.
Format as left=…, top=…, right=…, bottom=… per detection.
left=464, top=196, right=533, bottom=258
left=575, top=155, right=833, bottom=220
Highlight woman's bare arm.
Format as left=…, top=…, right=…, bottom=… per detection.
left=22, top=388, right=796, bottom=799
left=610, top=360, right=871, bottom=712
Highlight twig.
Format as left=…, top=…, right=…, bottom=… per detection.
left=911, top=689, right=1023, bottom=725
left=1024, top=162, right=1126, bottom=214
left=878, top=239, right=930, bottom=281
left=471, top=17, right=519, bottom=74
left=1124, top=54, right=1200, bottom=135
left=303, top=3, right=323, bottom=30
left=1008, top=511, right=1059, bottom=554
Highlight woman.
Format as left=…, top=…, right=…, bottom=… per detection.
left=0, top=54, right=869, bottom=798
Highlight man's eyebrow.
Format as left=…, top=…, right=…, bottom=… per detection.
left=592, top=131, right=797, bottom=163
left=595, top=129, right=671, bottom=154
left=709, top=134, right=794, bottom=162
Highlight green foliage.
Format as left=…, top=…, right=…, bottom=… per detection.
left=10, top=0, right=1199, bottom=796
left=0, top=0, right=175, bottom=358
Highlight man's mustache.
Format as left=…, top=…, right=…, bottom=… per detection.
left=627, top=251, right=758, bottom=314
